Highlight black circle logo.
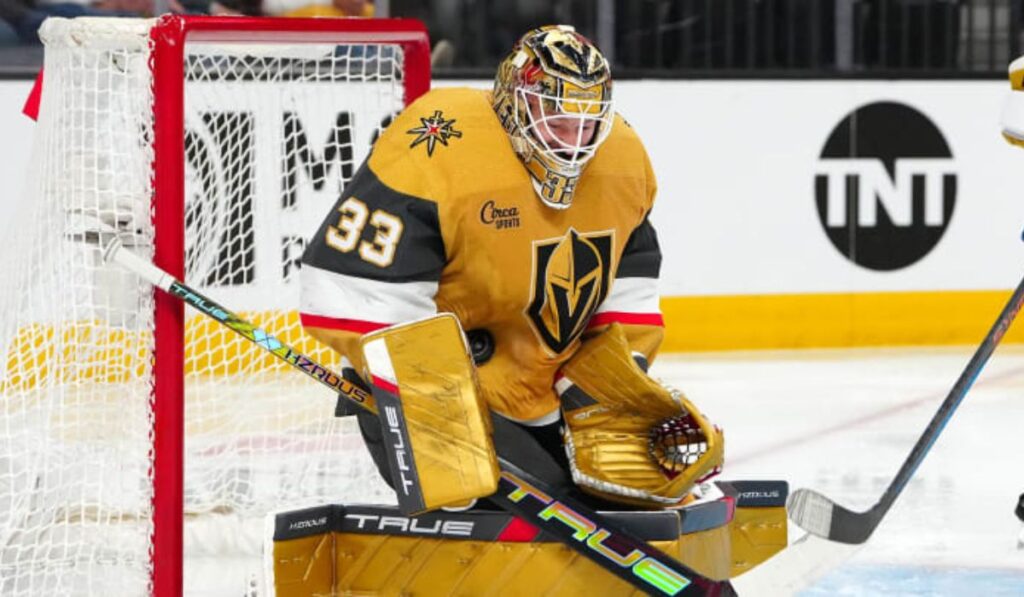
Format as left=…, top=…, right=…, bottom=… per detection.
left=815, top=102, right=956, bottom=271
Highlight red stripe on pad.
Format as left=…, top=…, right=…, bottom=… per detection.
left=300, top=313, right=390, bottom=334
left=496, top=516, right=540, bottom=542
left=587, top=312, right=664, bottom=328
left=371, top=375, right=399, bottom=395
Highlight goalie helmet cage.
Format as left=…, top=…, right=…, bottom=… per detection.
left=0, top=15, right=428, bottom=597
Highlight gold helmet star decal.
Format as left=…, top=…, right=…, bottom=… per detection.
left=407, top=110, right=463, bottom=156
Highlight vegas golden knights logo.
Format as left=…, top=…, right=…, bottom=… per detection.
left=527, top=228, right=613, bottom=354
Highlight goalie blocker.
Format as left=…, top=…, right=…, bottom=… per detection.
left=359, top=314, right=501, bottom=514
left=265, top=480, right=788, bottom=595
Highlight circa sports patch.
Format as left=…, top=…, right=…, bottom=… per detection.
left=407, top=110, right=463, bottom=156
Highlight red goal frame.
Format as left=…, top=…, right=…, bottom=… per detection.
left=146, top=16, right=430, bottom=596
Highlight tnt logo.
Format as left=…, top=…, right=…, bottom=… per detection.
left=814, top=102, right=956, bottom=271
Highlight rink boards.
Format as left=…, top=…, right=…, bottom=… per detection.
left=2, top=78, right=1023, bottom=351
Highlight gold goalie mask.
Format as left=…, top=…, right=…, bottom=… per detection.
left=558, top=324, right=724, bottom=507
left=493, top=25, right=615, bottom=209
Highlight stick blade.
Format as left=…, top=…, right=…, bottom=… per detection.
left=787, top=488, right=836, bottom=539
left=788, top=488, right=878, bottom=545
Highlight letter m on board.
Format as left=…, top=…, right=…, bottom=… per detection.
left=282, top=111, right=355, bottom=208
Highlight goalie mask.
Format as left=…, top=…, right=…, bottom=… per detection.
left=493, top=25, right=614, bottom=209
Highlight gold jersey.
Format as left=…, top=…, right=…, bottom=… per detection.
left=300, top=87, right=664, bottom=422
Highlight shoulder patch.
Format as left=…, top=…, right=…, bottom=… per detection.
left=407, top=110, right=463, bottom=156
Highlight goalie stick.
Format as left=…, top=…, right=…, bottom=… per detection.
left=788, top=272, right=1024, bottom=545
left=102, top=237, right=732, bottom=597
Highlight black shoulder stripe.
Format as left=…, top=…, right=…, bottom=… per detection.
left=616, top=214, right=661, bottom=279
left=302, top=161, right=446, bottom=283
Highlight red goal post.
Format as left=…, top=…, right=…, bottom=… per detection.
left=147, top=17, right=429, bottom=597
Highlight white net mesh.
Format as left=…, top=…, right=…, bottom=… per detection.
left=0, top=17, right=407, bottom=596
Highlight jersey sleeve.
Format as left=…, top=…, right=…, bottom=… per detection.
left=586, top=138, right=664, bottom=362
left=299, top=159, right=446, bottom=377
left=587, top=212, right=665, bottom=363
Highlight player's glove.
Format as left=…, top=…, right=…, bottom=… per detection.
left=558, top=323, right=723, bottom=507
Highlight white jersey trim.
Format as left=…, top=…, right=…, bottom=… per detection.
left=300, top=264, right=437, bottom=325
left=596, top=277, right=661, bottom=315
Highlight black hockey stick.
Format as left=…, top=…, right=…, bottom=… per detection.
left=788, top=273, right=1024, bottom=545
left=103, top=238, right=731, bottom=597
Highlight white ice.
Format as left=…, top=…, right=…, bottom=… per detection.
left=652, top=345, right=1024, bottom=595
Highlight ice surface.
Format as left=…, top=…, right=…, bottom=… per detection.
left=651, top=345, right=1024, bottom=595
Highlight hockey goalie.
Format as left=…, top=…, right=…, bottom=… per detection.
left=269, top=25, right=787, bottom=595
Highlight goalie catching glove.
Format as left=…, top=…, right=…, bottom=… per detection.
left=559, top=324, right=724, bottom=507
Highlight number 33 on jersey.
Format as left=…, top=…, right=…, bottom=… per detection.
left=325, top=196, right=405, bottom=268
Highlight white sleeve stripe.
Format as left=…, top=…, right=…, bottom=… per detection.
left=300, top=264, right=437, bottom=324
left=596, top=277, right=661, bottom=315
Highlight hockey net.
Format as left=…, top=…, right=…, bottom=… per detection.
left=0, top=16, right=429, bottom=596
